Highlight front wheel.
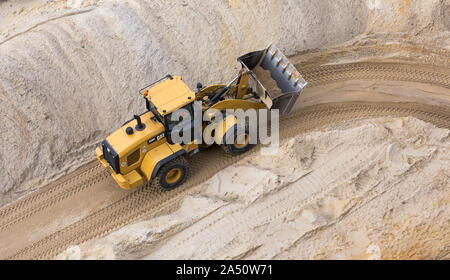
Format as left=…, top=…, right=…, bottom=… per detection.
left=151, top=156, right=189, bottom=190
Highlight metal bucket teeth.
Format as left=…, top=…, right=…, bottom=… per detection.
left=266, top=44, right=307, bottom=89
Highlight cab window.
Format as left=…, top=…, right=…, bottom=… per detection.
left=164, top=103, right=194, bottom=131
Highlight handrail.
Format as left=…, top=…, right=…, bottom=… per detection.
left=139, top=74, right=174, bottom=94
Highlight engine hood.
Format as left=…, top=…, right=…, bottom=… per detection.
left=105, top=111, right=165, bottom=157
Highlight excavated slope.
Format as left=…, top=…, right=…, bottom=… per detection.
left=0, top=0, right=369, bottom=205
left=0, top=0, right=449, bottom=260
left=1, top=0, right=449, bottom=206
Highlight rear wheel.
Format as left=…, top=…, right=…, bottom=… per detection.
left=151, top=156, right=189, bottom=190
left=221, top=125, right=254, bottom=155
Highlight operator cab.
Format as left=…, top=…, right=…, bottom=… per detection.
left=141, top=75, right=196, bottom=144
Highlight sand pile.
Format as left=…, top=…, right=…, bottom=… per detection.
left=57, top=116, right=450, bottom=260
left=1, top=0, right=449, bottom=206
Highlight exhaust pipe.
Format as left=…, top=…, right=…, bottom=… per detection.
left=134, top=114, right=145, bottom=131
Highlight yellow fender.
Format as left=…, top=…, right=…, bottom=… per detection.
left=211, top=115, right=237, bottom=145
left=210, top=99, right=266, bottom=112
left=140, top=142, right=185, bottom=181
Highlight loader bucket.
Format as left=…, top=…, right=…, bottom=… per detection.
left=237, top=44, right=307, bottom=115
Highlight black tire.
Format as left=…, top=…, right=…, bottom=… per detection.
left=151, top=156, right=189, bottom=190
left=221, top=125, right=254, bottom=155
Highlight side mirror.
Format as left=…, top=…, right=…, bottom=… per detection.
left=196, top=82, right=203, bottom=91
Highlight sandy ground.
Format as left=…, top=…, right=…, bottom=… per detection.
left=1, top=0, right=449, bottom=206
left=300, top=80, right=450, bottom=109
left=0, top=0, right=449, bottom=260
left=56, top=116, right=450, bottom=260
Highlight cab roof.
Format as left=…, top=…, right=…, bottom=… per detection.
left=141, top=75, right=195, bottom=116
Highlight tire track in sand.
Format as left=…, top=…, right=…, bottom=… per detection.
left=0, top=60, right=449, bottom=259
left=4, top=101, right=450, bottom=260
left=1, top=61, right=448, bottom=231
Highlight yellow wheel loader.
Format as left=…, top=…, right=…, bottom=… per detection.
left=96, top=44, right=307, bottom=190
